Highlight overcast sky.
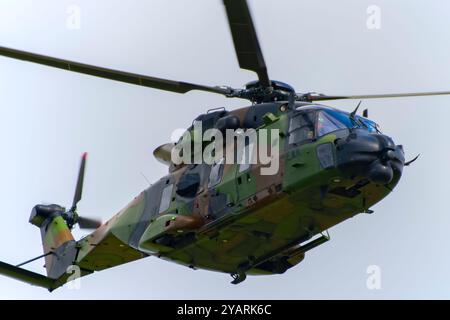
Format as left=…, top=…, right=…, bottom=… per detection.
left=0, top=0, right=450, bottom=299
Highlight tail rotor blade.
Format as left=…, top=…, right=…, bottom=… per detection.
left=77, top=216, right=102, bottom=229
left=72, top=152, right=87, bottom=211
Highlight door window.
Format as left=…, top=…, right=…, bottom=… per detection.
left=159, top=183, right=173, bottom=213
left=239, top=142, right=255, bottom=173
left=208, top=158, right=224, bottom=188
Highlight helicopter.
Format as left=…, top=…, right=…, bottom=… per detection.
left=0, top=0, right=445, bottom=291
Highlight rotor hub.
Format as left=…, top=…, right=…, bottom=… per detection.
left=231, top=80, right=296, bottom=103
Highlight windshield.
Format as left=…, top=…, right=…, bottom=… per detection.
left=317, top=111, right=347, bottom=137
left=322, top=109, right=381, bottom=134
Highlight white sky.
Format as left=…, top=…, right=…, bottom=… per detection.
left=0, top=0, right=450, bottom=299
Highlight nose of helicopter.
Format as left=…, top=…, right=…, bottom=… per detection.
left=335, top=130, right=405, bottom=185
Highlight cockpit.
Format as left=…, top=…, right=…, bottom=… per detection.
left=289, top=106, right=381, bottom=145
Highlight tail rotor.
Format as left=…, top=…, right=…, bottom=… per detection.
left=62, top=152, right=101, bottom=230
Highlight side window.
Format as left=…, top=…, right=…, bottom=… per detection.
left=317, top=111, right=346, bottom=137
left=159, top=183, right=173, bottom=213
left=289, top=112, right=316, bottom=145
left=208, top=158, right=224, bottom=188
left=239, top=142, right=255, bottom=173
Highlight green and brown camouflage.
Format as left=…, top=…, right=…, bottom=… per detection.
left=0, top=0, right=420, bottom=291
left=15, top=101, right=404, bottom=290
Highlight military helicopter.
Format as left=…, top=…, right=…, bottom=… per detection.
left=0, top=0, right=445, bottom=291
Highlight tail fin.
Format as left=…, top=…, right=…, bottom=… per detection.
left=27, top=152, right=90, bottom=279
left=0, top=205, right=76, bottom=291
left=29, top=204, right=77, bottom=279
left=0, top=153, right=98, bottom=290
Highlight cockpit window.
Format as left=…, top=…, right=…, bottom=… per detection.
left=289, top=112, right=316, bottom=145
left=322, top=109, right=381, bottom=133
left=323, top=109, right=355, bottom=129
left=317, top=111, right=346, bottom=137
left=287, top=107, right=383, bottom=147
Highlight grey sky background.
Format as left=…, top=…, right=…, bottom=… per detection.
left=0, top=0, right=450, bottom=299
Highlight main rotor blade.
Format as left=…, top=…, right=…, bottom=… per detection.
left=304, top=91, right=450, bottom=102
left=223, top=0, right=270, bottom=88
left=0, top=46, right=231, bottom=96
left=72, top=152, right=87, bottom=211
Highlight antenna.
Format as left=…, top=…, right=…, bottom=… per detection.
left=350, top=101, right=362, bottom=119
left=140, top=172, right=151, bottom=186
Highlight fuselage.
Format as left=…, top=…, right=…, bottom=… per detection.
left=74, top=101, right=405, bottom=279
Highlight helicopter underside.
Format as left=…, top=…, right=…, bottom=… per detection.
left=158, top=170, right=396, bottom=277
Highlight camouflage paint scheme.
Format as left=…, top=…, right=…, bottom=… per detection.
left=29, top=101, right=403, bottom=290
left=0, top=0, right=433, bottom=292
